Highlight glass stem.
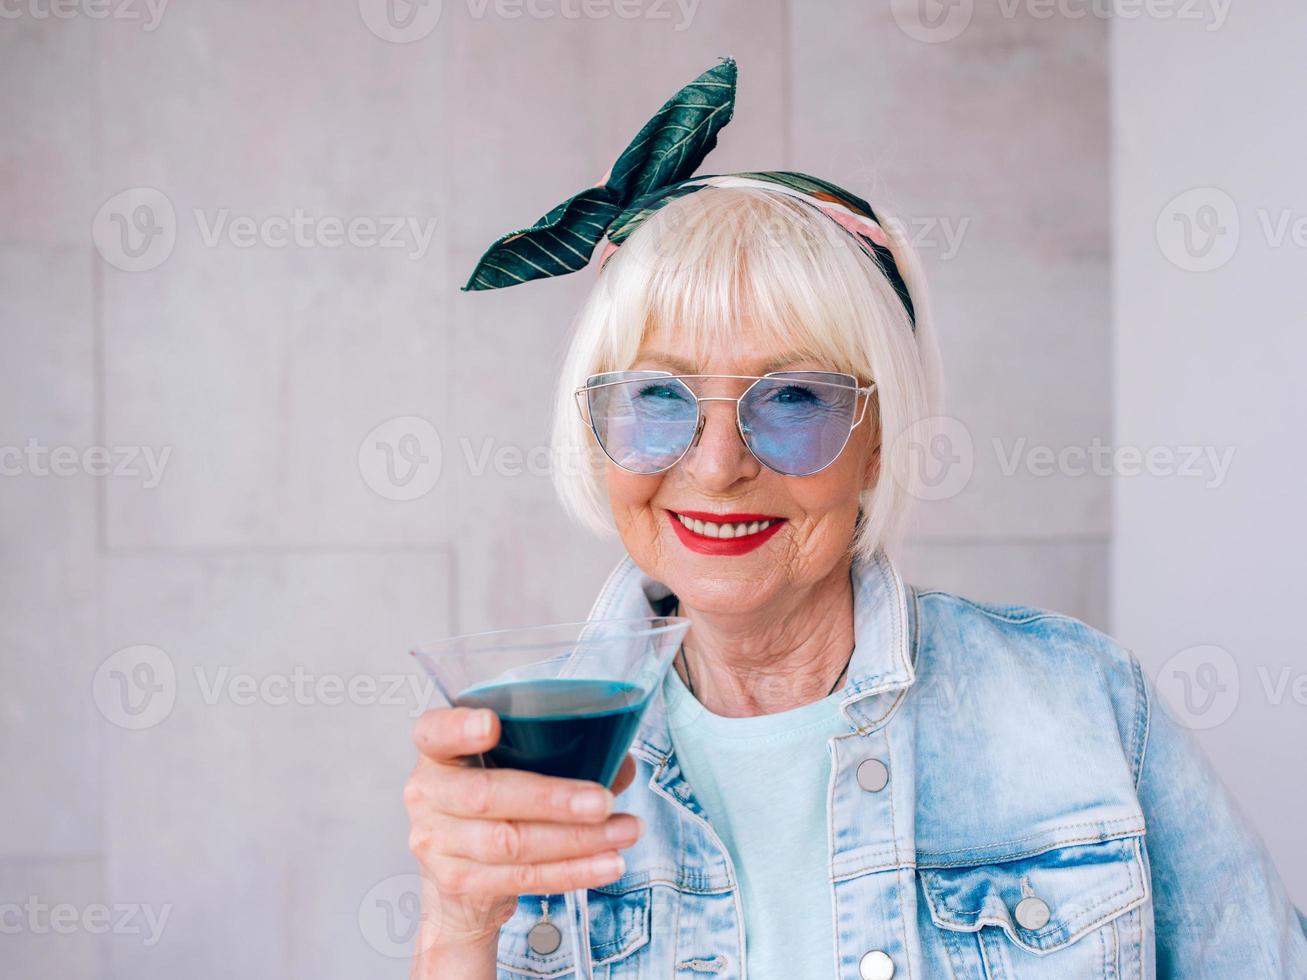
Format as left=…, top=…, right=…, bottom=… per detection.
left=563, top=888, right=594, bottom=980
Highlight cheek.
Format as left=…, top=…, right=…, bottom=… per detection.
left=793, top=450, right=867, bottom=520
left=605, top=467, right=663, bottom=522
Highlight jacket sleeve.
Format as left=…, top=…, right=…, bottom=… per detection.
left=1131, top=655, right=1307, bottom=977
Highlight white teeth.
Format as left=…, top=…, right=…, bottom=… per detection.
left=675, top=514, right=777, bottom=538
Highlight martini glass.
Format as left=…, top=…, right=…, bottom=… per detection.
left=412, top=616, right=689, bottom=980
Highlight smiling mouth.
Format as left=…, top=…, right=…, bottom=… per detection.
left=663, top=509, right=784, bottom=548
left=669, top=510, right=787, bottom=540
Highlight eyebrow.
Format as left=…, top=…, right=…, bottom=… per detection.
left=635, top=350, right=824, bottom=375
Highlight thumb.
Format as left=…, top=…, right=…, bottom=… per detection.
left=610, top=753, right=638, bottom=797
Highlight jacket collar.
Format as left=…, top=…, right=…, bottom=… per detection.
left=584, top=545, right=917, bottom=761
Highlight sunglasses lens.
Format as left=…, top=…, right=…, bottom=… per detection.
left=739, top=373, right=858, bottom=475
left=587, top=373, right=699, bottom=473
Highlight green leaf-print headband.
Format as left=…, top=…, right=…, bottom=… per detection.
left=459, top=56, right=917, bottom=332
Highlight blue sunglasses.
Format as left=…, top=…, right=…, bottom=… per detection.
left=574, top=370, right=877, bottom=477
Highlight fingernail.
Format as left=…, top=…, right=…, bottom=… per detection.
left=605, top=814, right=643, bottom=843
left=594, top=853, right=625, bottom=878
left=463, top=710, right=491, bottom=739
left=570, top=790, right=611, bottom=817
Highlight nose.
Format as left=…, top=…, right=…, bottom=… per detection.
left=681, top=398, right=760, bottom=490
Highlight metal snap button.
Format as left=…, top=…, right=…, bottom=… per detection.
left=856, top=758, right=889, bottom=793
left=1014, top=896, right=1051, bottom=931
left=859, top=949, right=895, bottom=980
left=527, top=919, right=562, bottom=955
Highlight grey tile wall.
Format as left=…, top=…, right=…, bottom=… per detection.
left=0, top=4, right=1112, bottom=975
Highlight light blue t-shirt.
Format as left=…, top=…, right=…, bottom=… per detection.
left=662, top=665, right=847, bottom=980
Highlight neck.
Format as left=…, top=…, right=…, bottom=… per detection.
left=673, top=558, right=856, bottom=717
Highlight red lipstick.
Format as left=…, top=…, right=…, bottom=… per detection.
left=666, top=509, right=787, bottom=556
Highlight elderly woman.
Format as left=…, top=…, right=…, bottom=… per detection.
left=404, top=60, right=1306, bottom=980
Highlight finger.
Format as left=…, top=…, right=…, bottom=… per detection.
left=432, top=850, right=628, bottom=900
left=440, top=812, right=645, bottom=865
left=431, top=764, right=615, bottom=824
left=610, top=754, right=638, bottom=797
left=413, top=707, right=500, bottom=762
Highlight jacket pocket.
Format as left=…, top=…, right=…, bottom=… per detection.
left=918, top=834, right=1150, bottom=978
left=496, top=884, right=651, bottom=978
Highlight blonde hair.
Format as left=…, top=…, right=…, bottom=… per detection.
left=549, top=185, right=945, bottom=563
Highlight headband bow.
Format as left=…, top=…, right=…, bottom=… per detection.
left=460, top=56, right=916, bottom=331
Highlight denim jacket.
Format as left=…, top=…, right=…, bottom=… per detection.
left=493, top=547, right=1307, bottom=979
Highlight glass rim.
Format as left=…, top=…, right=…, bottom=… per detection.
left=410, top=615, right=692, bottom=660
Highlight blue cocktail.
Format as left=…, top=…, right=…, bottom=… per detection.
left=412, top=617, right=689, bottom=980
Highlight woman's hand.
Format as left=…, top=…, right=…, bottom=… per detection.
left=404, top=706, right=643, bottom=969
